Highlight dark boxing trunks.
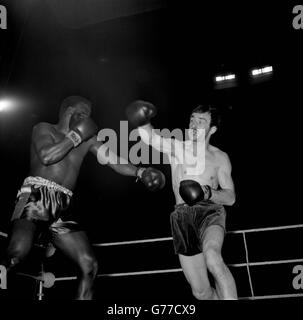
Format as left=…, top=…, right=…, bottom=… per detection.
left=11, top=176, right=81, bottom=237
left=170, top=201, right=226, bottom=256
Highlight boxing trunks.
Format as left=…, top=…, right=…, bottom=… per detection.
left=170, top=200, right=226, bottom=256
left=11, top=176, right=81, bottom=237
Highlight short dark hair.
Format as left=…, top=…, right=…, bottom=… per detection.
left=191, top=104, right=221, bottom=129
left=59, top=96, right=92, bottom=118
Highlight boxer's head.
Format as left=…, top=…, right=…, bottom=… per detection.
left=188, top=104, right=221, bottom=141
left=59, top=96, right=92, bottom=128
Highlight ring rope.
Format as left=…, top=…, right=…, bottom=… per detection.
left=55, top=268, right=183, bottom=282
left=239, top=293, right=303, bottom=300
left=229, top=258, right=303, bottom=267
left=229, top=224, right=303, bottom=234
left=92, top=224, right=303, bottom=247
left=242, top=232, right=255, bottom=298
left=93, top=237, right=173, bottom=247
left=2, top=223, right=303, bottom=299
left=1, top=224, right=303, bottom=246
left=54, top=256, right=303, bottom=280
left=13, top=268, right=303, bottom=300
left=1, top=223, right=303, bottom=278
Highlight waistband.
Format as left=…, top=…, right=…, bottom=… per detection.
left=174, top=200, right=215, bottom=209
left=22, top=176, right=73, bottom=197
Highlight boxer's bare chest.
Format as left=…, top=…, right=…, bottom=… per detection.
left=29, top=126, right=91, bottom=189
left=171, top=146, right=221, bottom=190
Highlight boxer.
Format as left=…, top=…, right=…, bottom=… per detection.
left=126, top=100, right=237, bottom=300
left=0, top=96, right=165, bottom=300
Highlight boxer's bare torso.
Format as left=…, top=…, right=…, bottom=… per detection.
left=30, top=122, right=94, bottom=190
left=170, top=142, right=228, bottom=204
left=138, top=110, right=234, bottom=206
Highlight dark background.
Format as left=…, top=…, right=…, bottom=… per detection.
left=0, top=0, right=301, bottom=300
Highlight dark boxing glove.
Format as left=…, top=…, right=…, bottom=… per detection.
left=126, top=100, right=157, bottom=128
left=136, top=167, right=166, bottom=191
left=179, top=180, right=212, bottom=206
left=66, top=117, right=98, bottom=147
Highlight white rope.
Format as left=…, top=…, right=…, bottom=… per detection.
left=239, top=293, right=303, bottom=300
left=3, top=223, right=302, bottom=300
left=15, top=270, right=303, bottom=300
left=242, top=233, right=255, bottom=298
left=229, top=224, right=303, bottom=234
left=229, top=258, right=303, bottom=267
left=16, top=272, right=36, bottom=279
left=55, top=268, right=183, bottom=281
left=1, top=224, right=303, bottom=245
left=55, top=276, right=77, bottom=281
left=97, top=268, right=183, bottom=277
left=53, top=257, right=303, bottom=280
left=93, top=237, right=173, bottom=247
left=92, top=224, right=303, bottom=247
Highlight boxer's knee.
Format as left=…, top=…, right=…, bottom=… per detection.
left=192, top=287, right=214, bottom=300
left=5, top=219, right=36, bottom=269
left=78, top=254, right=98, bottom=278
left=189, top=277, right=214, bottom=300
left=204, top=247, right=225, bottom=276
left=5, top=242, right=30, bottom=269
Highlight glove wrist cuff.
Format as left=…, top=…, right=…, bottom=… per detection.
left=204, top=185, right=212, bottom=201
left=66, top=130, right=82, bottom=147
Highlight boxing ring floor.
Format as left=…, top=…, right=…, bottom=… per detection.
left=1, top=224, right=303, bottom=300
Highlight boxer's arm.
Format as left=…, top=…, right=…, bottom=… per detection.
left=89, top=138, right=137, bottom=176
left=33, top=123, right=74, bottom=165
left=90, top=137, right=165, bottom=190
left=138, top=124, right=175, bottom=156
left=210, top=153, right=236, bottom=206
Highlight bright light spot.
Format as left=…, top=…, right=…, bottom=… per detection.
left=251, top=66, right=273, bottom=76
left=215, top=74, right=236, bottom=82
left=0, top=99, right=14, bottom=112
left=252, top=69, right=261, bottom=76
left=262, top=66, right=273, bottom=73
left=225, top=74, right=235, bottom=80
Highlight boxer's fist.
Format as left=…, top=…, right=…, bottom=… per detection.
left=179, top=180, right=212, bottom=206
left=67, top=117, right=98, bottom=147
left=137, top=167, right=165, bottom=191
left=126, top=100, right=157, bottom=128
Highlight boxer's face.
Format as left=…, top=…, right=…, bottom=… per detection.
left=188, top=112, right=212, bottom=141
left=68, top=102, right=91, bottom=128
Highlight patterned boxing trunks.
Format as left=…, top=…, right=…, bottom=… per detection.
left=11, top=176, right=81, bottom=238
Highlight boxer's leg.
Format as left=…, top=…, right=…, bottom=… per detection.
left=202, top=225, right=237, bottom=299
left=179, top=252, right=217, bottom=300
left=52, top=230, right=98, bottom=300
left=1, top=219, right=37, bottom=271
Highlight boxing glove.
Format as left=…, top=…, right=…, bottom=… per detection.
left=126, top=100, right=157, bottom=128
left=179, top=180, right=212, bottom=206
left=66, top=117, right=98, bottom=147
left=137, top=167, right=166, bottom=191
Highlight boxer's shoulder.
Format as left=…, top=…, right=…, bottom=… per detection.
left=208, top=145, right=229, bottom=163
left=32, top=122, right=54, bottom=137
left=32, top=122, right=63, bottom=143
left=33, top=121, right=53, bottom=132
